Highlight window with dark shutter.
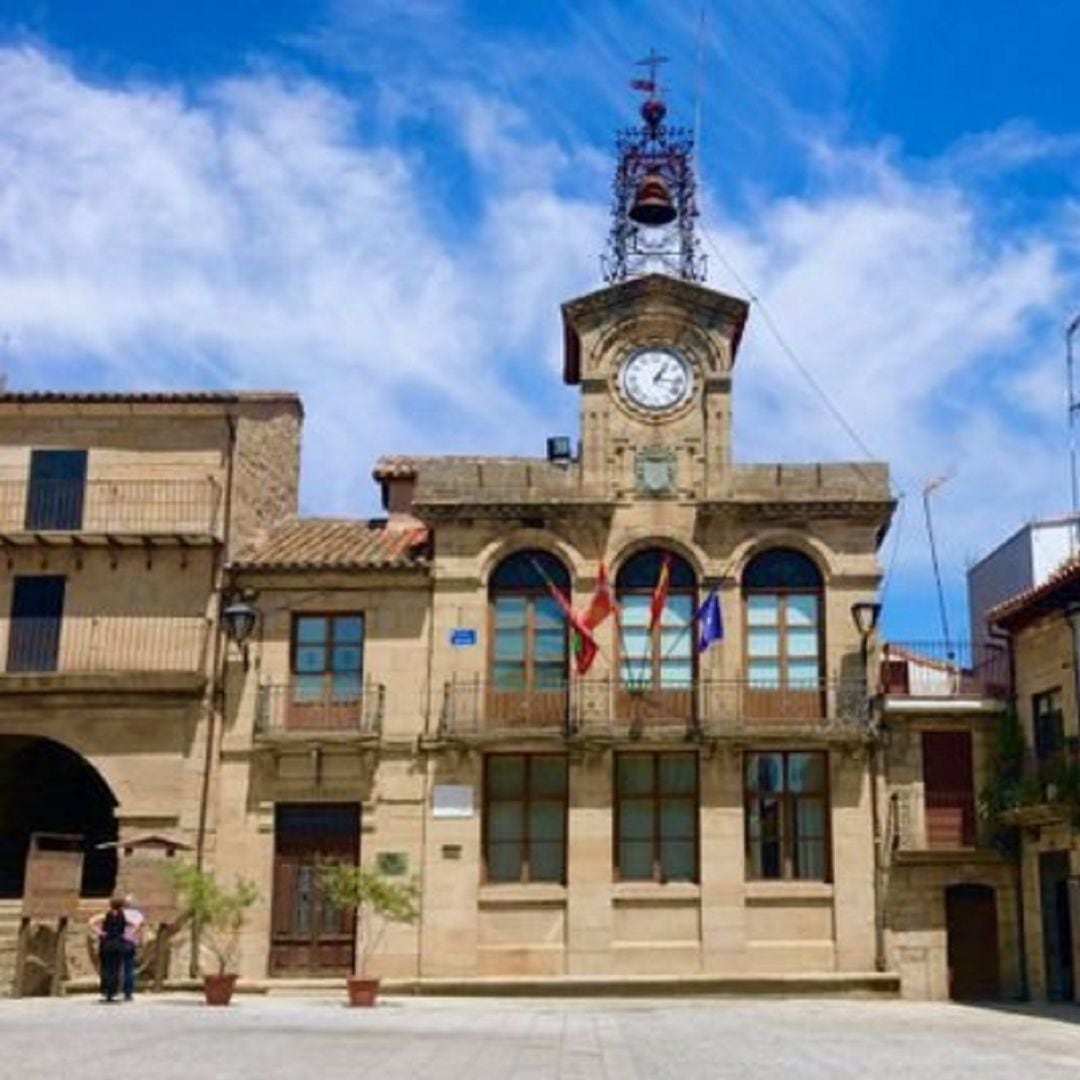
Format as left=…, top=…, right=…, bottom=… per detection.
left=7, top=576, right=66, bottom=672
left=26, top=450, right=87, bottom=530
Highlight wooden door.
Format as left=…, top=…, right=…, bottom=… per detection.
left=270, top=804, right=359, bottom=976
left=946, top=883, right=1000, bottom=1000
left=922, top=731, right=975, bottom=848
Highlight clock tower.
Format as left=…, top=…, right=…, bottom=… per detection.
left=561, top=64, right=749, bottom=502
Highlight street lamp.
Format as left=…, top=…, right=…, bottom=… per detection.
left=851, top=597, right=886, bottom=974
left=851, top=600, right=882, bottom=660
left=221, top=596, right=258, bottom=669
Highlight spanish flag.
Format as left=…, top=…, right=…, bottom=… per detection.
left=582, top=563, right=615, bottom=631
left=648, top=554, right=671, bottom=631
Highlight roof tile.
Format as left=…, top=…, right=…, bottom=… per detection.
left=232, top=518, right=429, bottom=570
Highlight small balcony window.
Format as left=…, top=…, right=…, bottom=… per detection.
left=289, top=617, right=365, bottom=717
left=1033, top=689, right=1065, bottom=776
left=742, top=549, right=824, bottom=721
left=25, top=449, right=87, bottom=530
left=7, top=576, right=66, bottom=673
left=487, top=550, right=570, bottom=731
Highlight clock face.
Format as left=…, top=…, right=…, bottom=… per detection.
left=618, top=347, right=693, bottom=412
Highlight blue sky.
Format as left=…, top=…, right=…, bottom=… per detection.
left=0, top=1, right=1078, bottom=642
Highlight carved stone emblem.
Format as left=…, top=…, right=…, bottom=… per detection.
left=635, top=447, right=677, bottom=496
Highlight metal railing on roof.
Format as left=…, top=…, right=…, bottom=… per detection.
left=879, top=641, right=1010, bottom=699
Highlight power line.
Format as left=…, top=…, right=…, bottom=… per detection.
left=699, top=227, right=881, bottom=468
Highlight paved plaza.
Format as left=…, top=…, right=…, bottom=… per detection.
left=3, top=995, right=1080, bottom=1079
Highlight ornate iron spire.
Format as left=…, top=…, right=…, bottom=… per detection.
left=602, top=51, right=706, bottom=285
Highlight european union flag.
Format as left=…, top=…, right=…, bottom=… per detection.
left=697, top=589, right=724, bottom=653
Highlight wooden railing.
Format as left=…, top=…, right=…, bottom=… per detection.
left=0, top=478, right=223, bottom=535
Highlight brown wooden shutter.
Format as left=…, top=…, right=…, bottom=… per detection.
left=922, top=730, right=975, bottom=847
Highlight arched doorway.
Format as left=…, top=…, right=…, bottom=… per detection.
left=0, top=736, right=118, bottom=898
left=945, top=882, right=1000, bottom=1000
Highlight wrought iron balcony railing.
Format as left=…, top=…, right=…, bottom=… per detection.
left=0, top=478, right=223, bottom=535
left=439, top=676, right=870, bottom=739
left=255, top=681, right=385, bottom=738
left=879, top=641, right=1010, bottom=700
left=3, top=616, right=210, bottom=675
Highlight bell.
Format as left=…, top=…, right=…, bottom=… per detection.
left=628, top=172, right=677, bottom=227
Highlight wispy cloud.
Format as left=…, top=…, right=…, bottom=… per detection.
left=0, top=11, right=1077, bottom=638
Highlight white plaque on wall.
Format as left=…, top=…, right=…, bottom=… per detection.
left=432, top=784, right=474, bottom=818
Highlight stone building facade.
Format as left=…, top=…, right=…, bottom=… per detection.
left=0, top=392, right=302, bottom=988
left=0, top=280, right=1027, bottom=1002
left=989, top=558, right=1080, bottom=1002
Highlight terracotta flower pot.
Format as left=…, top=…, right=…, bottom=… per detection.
left=203, top=973, right=238, bottom=1006
left=346, top=976, right=380, bottom=1007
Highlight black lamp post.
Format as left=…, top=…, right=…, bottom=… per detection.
left=221, top=597, right=258, bottom=669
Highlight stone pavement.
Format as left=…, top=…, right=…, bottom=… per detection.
left=2, top=995, right=1080, bottom=1079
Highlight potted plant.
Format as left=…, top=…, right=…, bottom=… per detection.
left=171, top=862, right=259, bottom=1006
left=320, top=863, right=419, bottom=1006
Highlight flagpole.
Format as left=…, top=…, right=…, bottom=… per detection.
left=527, top=556, right=608, bottom=666
left=659, top=573, right=728, bottom=664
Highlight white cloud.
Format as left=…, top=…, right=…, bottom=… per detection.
left=0, top=40, right=1078, bottom=640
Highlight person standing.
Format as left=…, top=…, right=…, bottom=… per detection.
left=89, top=897, right=127, bottom=1002
left=121, top=895, right=145, bottom=1002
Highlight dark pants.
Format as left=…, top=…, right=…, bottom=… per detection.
left=122, top=942, right=136, bottom=999
left=100, top=943, right=122, bottom=1000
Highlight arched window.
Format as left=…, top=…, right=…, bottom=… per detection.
left=616, top=548, right=697, bottom=691
left=489, top=550, right=570, bottom=695
left=742, top=548, right=824, bottom=691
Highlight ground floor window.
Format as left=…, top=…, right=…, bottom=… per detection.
left=483, top=754, right=567, bottom=883
left=615, top=751, right=698, bottom=882
left=744, top=750, right=829, bottom=880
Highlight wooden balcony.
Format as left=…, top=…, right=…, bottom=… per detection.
left=255, top=682, right=385, bottom=741
left=438, top=676, right=869, bottom=742
left=0, top=478, right=223, bottom=539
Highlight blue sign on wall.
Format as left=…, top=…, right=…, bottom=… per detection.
left=449, top=628, right=478, bottom=647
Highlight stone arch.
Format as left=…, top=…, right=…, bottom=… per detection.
left=0, top=735, right=118, bottom=898
left=731, top=532, right=835, bottom=586
left=477, top=531, right=583, bottom=589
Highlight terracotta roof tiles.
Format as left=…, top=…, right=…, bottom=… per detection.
left=988, top=555, right=1080, bottom=627
left=232, top=518, right=429, bottom=571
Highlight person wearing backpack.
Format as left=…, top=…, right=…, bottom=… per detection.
left=89, top=897, right=127, bottom=1002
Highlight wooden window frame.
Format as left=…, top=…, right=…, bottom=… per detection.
left=482, top=753, right=569, bottom=885
left=615, top=582, right=699, bottom=688
left=744, top=750, right=831, bottom=882
left=742, top=586, right=825, bottom=689
left=613, top=751, right=700, bottom=883
left=487, top=586, right=570, bottom=693
left=289, top=612, right=365, bottom=695
left=1033, top=688, right=1065, bottom=765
